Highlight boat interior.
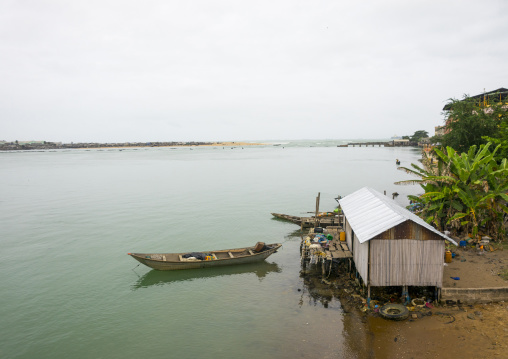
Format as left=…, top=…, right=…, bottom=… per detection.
left=144, top=248, right=256, bottom=262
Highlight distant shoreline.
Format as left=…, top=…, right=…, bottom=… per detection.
left=0, top=141, right=266, bottom=151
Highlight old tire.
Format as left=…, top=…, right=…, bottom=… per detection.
left=379, top=304, right=409, bottom=321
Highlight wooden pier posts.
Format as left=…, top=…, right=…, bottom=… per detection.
left=314, top=192, right=320, bottom=228
left=300, top=226, right=353, bottom=278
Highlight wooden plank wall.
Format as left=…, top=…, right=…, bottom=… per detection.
left=373, top=220, right=443, bottom=241
left=344, top=219, right=352, bottom=249
left=354, top=235, right=369, bottom=285
left=369, top=239, right=444, bottom=287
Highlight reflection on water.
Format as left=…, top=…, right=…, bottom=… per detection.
left=296, top=271, right=374, bottom=358
left=284, top=228, right=305, bottom=239
left=131, top=261, right=281, bottom=289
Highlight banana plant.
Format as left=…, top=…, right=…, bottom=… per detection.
left=396, top=142, right=508, bottom=241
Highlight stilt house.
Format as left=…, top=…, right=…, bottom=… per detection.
left=338, top=187, right=457, bottom=290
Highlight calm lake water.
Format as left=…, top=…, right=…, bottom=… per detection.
left=0, top=140, right=422, bottom=358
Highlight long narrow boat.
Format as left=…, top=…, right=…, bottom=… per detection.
left=128, top=242, right=281, bottom=271
left=271, top=213, right=313, bottom=227
left=271, top=212, right=342, bottom=228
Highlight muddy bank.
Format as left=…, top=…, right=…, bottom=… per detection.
left=368, top=302, right=508, bottom=358
left=300, top=246, right=508, bottom=358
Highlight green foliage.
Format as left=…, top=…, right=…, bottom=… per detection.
left=410, top=130, right=429, bottom=143
left=429, top=134, right=443, bottom=145
left=395, top=143, right=508, bottom=241
left=441, top=94, right=507, bottom=153
left=483, top=121, right=508, bottom=162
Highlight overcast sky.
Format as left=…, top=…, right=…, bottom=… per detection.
left=1, top=0, right=507, bottom=143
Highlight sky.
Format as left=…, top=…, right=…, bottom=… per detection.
left=1, top=0, right=507, bottom=143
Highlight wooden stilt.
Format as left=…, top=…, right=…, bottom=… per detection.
left=315, top=192, right=320, bottom=228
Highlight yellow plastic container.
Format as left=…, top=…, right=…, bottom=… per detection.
left=340, top=231, right=346, bottom=242
left=445, top=250, right=452, bottom=263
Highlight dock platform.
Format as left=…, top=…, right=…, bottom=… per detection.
left=306, top=226, right=352, bottom=263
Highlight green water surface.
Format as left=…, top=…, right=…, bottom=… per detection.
left=0, top=142, right=422, bottom=358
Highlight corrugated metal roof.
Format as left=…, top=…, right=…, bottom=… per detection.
left=338, top=187, right=458, bottom=245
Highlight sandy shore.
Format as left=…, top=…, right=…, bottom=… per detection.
left=368, top=302, right=508, bottom=358
left=202, top=141, right=266, bottom=147
left=368, top=244, right=508, bottom=358
left=0, top=141, right=267, bottom=151
left=443, top=244, right=508, bottom=288
left=328, top=243, right=508, bottom=358
left=93, top=142, right=266, bottom=149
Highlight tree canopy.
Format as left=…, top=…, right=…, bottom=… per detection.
left=409, top=130, right=429, bottom=143
left=441, top=93, right=507, bottom=153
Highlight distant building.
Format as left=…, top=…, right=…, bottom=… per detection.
left=392, top=139, right=410, bottom=146
left=443, top=88, right=508, bottom=111
left=418, top=137, right=431, bottom=145
left=442, top=88, right=508, bottom=134
left=18, top=141, right=46, bottom=145
left=434, top=125, right=445, bottom=137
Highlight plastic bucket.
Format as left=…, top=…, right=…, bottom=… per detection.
left=445, top=250, right=452, bottom=263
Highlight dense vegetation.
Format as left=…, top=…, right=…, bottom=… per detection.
left=396, top=143, right=508, bottom=241
left=401, top=130, right=429, bottom=143
left=435, top=92, right=508, bottom=157
left=409, top=130, right=429, bottom=143
left=397, top=91, right=508, bottom=241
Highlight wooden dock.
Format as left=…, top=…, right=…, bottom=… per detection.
left=314, top=226, right=352, bottom=260
left=327, top=240, right=353, bottom=260
left=302, top=226, right=353, bottom=275
left=340, top=141, right=415, bottom=147
left=343, top=142, right=391, bottom=147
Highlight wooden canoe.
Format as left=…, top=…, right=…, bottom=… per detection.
left=128, top=243, right=282, bottom=271
left=271, top=212, right=343, bottom=228
left=271, top=213, right=313, bottom=227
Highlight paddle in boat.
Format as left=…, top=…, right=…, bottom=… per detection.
left=128, top=242, right=281, bottom=271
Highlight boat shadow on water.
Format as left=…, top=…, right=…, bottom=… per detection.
left=131, top=261, right=281, bottom=290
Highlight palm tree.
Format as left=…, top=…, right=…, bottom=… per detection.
left=395, top=150, right=459, bottom=230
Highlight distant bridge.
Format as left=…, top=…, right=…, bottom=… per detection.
left=339, top=141, right=414, bottom=147
left=339, top=142, right=392, bottom=147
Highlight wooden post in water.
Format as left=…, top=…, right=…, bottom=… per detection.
left=367, top=240, right=371, bottom=306
left=315, top=192, right=320, bottom=228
